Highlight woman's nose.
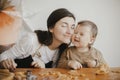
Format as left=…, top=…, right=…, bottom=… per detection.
left=67, top=27, right=74, bottom=34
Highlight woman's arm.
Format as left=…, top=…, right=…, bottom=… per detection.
left=0, top=32, right=38, bottom=69
left=0, top=33, right=34, bottom=61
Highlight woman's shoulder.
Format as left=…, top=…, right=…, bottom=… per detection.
left=24, top=32, right=37, bottom=39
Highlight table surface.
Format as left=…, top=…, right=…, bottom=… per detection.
left=14, top=67, right=120, bottom=80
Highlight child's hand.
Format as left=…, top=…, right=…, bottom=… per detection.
left=31, top=61, right=45, bottom=68
left=68, top=60, right=82, bottom=69
left=99, top=64, right=110, bottom=73
left=86, top=60, right=96, bottom=68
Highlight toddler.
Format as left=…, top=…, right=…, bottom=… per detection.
left=57, top=20, right=109, bottom=71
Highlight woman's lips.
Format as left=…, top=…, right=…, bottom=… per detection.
left=65, top=35, right=72, bottom=38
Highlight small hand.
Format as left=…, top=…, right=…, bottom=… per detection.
left=86, top=60, right=96, bottom=68
left=68, top=60, right=82, bottom=69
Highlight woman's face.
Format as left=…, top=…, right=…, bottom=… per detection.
left=50, top=17, right=75, bottom=44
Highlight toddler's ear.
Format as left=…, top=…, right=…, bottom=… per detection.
left=89, top=37, right=95, bottom=45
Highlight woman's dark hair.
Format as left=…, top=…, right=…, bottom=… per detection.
left=47, top=8, right=75, bottom=29
left=34, top=30, right=52, bottom=45
left=35, top=8, right=75, bottom=62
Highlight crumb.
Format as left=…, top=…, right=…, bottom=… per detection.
left=68, top=70, right=86, bottom=77
left=95, top=69, right=108, bottom=75
left=79, top=73, right=86, bottom=77
left=111, top=70, right=120, bottom=73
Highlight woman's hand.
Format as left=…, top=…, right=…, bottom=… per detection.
left=68, top=60, right=82, bottom=69
left=0, top=59, right=17, bottom=71
left=31, top=61, right=45, bottom=68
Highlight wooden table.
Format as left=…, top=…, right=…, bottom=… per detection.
left=14, top=67, right=120, bottom=80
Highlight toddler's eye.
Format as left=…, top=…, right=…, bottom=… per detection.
left=80, top=33, right=84, bottom=36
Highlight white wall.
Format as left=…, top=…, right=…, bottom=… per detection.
left=20, top=0, right=120, bottom=67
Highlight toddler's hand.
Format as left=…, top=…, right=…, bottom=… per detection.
left=68, top=60, right=82, bottom=69
left=99, top=64, right=110, bottom=73
left=86, top=60, right=96, bottom=68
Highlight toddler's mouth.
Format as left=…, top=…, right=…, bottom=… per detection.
left=74, top=38, right=80, bottom=42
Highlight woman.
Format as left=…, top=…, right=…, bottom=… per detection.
left=0, top=8, right=76, bottom=70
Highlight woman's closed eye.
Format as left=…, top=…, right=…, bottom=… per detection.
left=61, top=23, right=67, bottom=27
left=61, top=22, right=72, bottom=27
left=62, top=25, right=67, bottom=27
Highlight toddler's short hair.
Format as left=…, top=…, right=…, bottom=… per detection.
left=78, top=20, right=98, bottom=38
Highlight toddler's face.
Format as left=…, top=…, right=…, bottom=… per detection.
left=72, top=25, right=93, bottom=48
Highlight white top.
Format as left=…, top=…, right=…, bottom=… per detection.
left=0, top=32, right=59, bottom=67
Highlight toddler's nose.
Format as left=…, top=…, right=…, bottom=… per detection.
left=75, top=34, right=79, bottom=38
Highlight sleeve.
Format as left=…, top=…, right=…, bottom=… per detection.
left=95, top=50, right=108, bottom=67
left=57, top=48, right=71, bottom=69
left=95, top=50, right=109, bottom=73
left=0, top=32, right=36, bottom=62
